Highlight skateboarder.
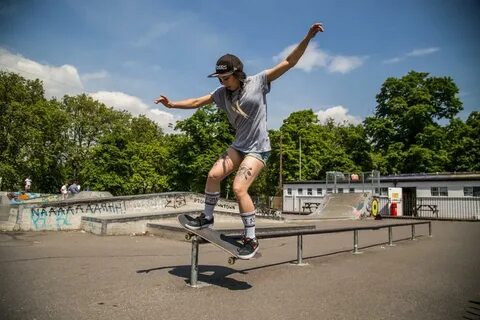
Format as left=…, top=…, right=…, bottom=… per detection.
left=155, top=23, right=324, bottom=259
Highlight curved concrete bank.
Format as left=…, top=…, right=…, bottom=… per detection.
left=6, top=192, right=239, bottom=232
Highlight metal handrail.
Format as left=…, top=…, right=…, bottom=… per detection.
left=188, top=220, right=432, bottom=287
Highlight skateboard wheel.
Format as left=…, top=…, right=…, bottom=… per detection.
left=228, top=257, right=236, bottom=265
left=185, top=234, right=192, bottom=241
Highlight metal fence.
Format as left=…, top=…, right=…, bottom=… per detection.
left=377, top=196, right=480, bottom=221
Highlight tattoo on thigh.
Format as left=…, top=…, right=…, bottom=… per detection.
left=237, top=165, right=253, bottom=180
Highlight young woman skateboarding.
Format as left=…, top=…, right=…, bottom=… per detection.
left=154, top=22, right=324, bottom=259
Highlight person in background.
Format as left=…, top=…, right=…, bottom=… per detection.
left=24, top=177, right=32, bottom=192
left=68, top=181, right=79, bottom=195
left=60, top=183, right=68, bottom=200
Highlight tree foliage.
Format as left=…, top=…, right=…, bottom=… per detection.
left=365, top=71, right=465, bottom=174
left=0, top=70, right=478, bottom=197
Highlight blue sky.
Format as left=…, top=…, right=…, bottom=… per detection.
left=1, top=0, right=479, bottom=132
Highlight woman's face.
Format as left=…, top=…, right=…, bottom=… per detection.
left=219, top=74, right=241, bottom=91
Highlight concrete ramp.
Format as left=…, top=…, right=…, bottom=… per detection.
left=313, top=192, right=372, bottom=219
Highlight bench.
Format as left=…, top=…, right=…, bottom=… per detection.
left=302, top=202, right=321, bottom=213
left=415, top=204, right=439, bottom=218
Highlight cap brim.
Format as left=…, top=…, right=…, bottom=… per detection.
left=207, top=71, right=234, bottom=78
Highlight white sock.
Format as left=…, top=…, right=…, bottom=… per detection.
left=203, top=191, right=220, bottom=220
left=241, top=211, right=256, bottom=239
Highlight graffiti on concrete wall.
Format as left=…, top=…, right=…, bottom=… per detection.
left=124, top=194, right=187, bottom=212
left=192, top=195, right=238, bottom=211
left=165, top=194, right=186, bottom=209
left=30, top=202, right=125, bottom=230
left=8, top=192, right=41, bottom=204
left=25, top=192, right=237, bottom=231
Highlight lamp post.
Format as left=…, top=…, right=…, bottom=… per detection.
left=299, top=136, right=302, bottom=180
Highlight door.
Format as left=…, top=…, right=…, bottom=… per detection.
left=402, top=187, right=417, bottom=216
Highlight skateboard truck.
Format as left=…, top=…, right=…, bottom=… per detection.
left=185, top=231, right=237, bottom=264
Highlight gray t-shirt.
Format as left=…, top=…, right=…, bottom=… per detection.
left=211, top=71, right=271, bottom=153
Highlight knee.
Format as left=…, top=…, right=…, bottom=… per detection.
left=232, top=183, right=248, bottom=199
left=207, top=169, right=224, bottom=182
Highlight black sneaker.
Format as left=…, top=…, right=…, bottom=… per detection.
left=185, top=213, right=214, bottom=230
left=237, top=237, right=259, bottom=259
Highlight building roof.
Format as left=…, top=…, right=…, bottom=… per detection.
left=284, top=172, right=480, bottom=185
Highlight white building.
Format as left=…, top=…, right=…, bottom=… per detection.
left=282, top=172, right=480, bottom=219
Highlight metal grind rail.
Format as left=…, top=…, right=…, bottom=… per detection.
left=188, top=220, right=432, bottom=287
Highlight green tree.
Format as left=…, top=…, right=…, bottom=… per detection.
left=61, top=94, right=131, bottom=180
left=267, top=110, right=370, bottom=195
left=446, top=112, right=480, bottom=171
left=0, top=71, right=70, bottom=192
left=79, top=111, right=169, bottom=195
left=365, top=71, right=463, bottom=173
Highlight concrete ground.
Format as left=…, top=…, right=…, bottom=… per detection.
left=0, top=220, right=479, bottom=320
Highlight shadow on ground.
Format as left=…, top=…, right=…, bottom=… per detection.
left=136, top=236, right=422, bottom=290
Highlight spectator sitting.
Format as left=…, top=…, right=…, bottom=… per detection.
left=68, top=181, right=80, bottom=194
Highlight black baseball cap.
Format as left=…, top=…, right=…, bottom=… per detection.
left=207, top=54, right=243, bottom=78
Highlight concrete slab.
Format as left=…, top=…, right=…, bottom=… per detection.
left=0, top=221, right=478, bottom=320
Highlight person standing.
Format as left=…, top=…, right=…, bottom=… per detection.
left=155, top=23, right=324, bottom=259
left=61, top=183, right=68, bottom=200
left=24, top=177, right=32, bottom=192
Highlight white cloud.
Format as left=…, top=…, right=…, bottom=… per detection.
left=0, top=48, right=83, bottom=97
left=89, top=91, right=177, bottom=132
left=327, top=56, right=365, bottom=74
left=406, top=47, right=440, bottom=57
left=316, top=106, right=362, bottom=125
left=81, top=70, right=109, bottom=82
left=273, top=42, right=365, bottom=74
left=383, top=47, right=440, bottom=64
left=0, top=48, right=176, bottom=132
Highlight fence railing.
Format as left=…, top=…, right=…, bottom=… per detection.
left=377, top=196, right=480, bottom=221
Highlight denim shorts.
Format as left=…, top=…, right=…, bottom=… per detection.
left=235, top=148, right=271, bottom=165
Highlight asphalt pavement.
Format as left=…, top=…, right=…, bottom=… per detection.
left=0, top=221, right=479, bottom=320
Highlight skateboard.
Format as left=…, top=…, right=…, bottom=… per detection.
left=177, top=214, right=260, bottom=265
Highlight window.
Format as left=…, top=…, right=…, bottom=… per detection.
left=287, top=188, right=292, bottom=196
left=381, top=188, right=388, bottom=196
left=440, top=187, right=448, bottom=196
left=464, top=186, right=480, bottom=197
left=307, top=188, right=312, bottom=195
left=338, top=188, right=344, bottom=193
left=327, top=188, right=333, bottom=194
left=298, top=188, right=303, bottom=195
left=349, top=188, right=355, bottom=193
left=431, top=187, right=448, bottom=196
left=316, top=188, right=322, bottom=195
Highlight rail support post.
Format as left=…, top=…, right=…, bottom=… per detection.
left=189, top=235, right=199, bottom=287
left=411, top=225, right=416, bottom=240
left=388, top=226, right=396, bottom=247
left=187, top=235, right=209, bottom=288
left=291, top=235, right=308, bottom=266
left=428, top=222, right=433, bottom=237
left=353, top=230, right=363, bottom=254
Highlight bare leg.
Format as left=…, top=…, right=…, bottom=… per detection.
left=232, top=156, right=265, bottom=213
left=205, top=148, right=243, bottom=193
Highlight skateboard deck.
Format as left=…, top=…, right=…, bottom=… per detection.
left=178, top=214, right=260, bottom=264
